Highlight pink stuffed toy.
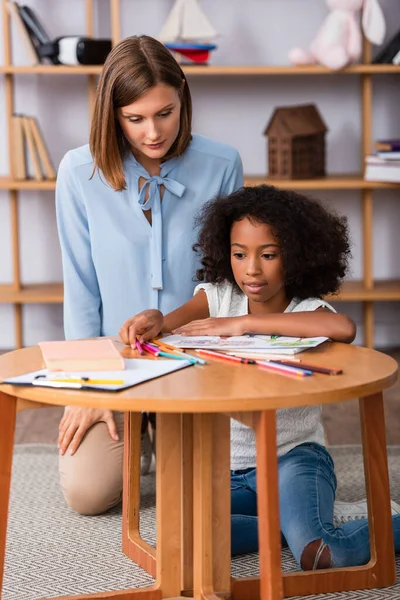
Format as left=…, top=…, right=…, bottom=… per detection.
left=289, top=0, right=386, bottom=70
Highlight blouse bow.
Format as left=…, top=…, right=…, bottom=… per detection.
left=138, top=175, right=185, bottom=290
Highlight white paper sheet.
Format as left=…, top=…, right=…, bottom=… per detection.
left=1, top=358, right=193, bottom=392
left=160, top=334, right=330, bottom=355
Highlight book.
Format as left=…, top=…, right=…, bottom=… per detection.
left=160, top=334, right=330, bottom=355
left=1, top=358, right=193, bottom=391
left=6, top=1, right=39, bottom=65
left=364, top=155, right=400, bottom=183
left=38, top=339, right=125, bottom=372
left=21, top=115, right=43, bottom=181
left=18, top=4, right=60, bottom=65
left=375, top=139, right=400, bottom=152
left=29, top=116, right=56, bottom=179
left=11, top=115, right=27, bottom=180
left=376, top=151, right=400, bottom=161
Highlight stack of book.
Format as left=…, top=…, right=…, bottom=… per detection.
left=11, top=114, right=56, bottom=181
left=364, top=139, right=400, bottom=183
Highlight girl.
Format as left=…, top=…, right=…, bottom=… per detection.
left=120, top=184, right=400, bottom=569
left=55, top=35, right=243, bottom=515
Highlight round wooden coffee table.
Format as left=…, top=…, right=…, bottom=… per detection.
left=0, top=342, right=397, bottom=600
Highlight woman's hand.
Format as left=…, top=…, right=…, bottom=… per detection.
left=58, top=407, right=119, bottom=456
left=173, top=316, right=247, bottom=337
left=119, top=309, right=163, bottom=347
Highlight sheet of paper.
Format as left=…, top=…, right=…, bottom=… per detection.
left=161, top=334, right=329, bottom=354
left=1, top=358, right=192, bottom=391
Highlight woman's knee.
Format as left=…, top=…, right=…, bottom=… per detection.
left=61, top=474, right=122, bottom=515
left=59, top=419, right=124, bottom=515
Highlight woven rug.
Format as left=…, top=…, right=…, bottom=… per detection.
left=3, top=445, right=400, bottom=600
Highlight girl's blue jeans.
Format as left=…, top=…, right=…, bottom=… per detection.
left=231, top=442, right=400, bottom=567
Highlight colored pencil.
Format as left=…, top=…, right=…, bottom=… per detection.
left=258, top=361, right=312, bottom=377
left=158, top=350, right=194, bottom=362
left=196, top=349, right=256, bottom=365
left=135, top=339, right=144, bottom=355
left=275, top=360, right=342, bottom=375
left=226, top=352, right=302, bottom=362
left=142, top=343, right=160, bottom=356
left=158, top=346, right=204, bottom=364
left=47, top=378, right=125, bottom=385
left=151, top=339, right=185, bottom=353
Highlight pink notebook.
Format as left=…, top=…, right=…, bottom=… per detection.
left=39, top=339, right=125, bottom=372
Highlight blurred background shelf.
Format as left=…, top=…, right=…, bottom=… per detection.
left=1, top=64, right=400, bottom=76
left=0, top=283, right=63, bottom=304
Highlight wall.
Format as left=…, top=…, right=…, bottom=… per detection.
left=0, top=0, right=399, bottom=348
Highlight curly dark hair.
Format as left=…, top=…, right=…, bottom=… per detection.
left=193, top=185, right=351, bottom=300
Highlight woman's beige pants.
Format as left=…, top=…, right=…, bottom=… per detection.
left=59, top=412, right=125, bottom=515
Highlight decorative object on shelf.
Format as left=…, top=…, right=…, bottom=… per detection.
left=264, top=104, right=328, bottom=180
left=373, top=26, right=400, bottom=64
left=159, top=0, right=217, bottom=65
left=38, top=37, right=112, bottom=65
left=288, top=0, right=386, bottom=71
left=11, top=114, right=56, bottom=181
left=8, top=1, right=111, bottom=65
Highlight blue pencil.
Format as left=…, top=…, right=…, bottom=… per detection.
left=158, top=350, right=205, bottom=365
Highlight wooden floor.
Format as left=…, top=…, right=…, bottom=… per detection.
left=12, top=349, right=400, bottom=445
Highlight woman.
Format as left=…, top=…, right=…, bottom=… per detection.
left=55, top=35, right=243, bottom=515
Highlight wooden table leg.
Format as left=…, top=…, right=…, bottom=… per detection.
left=254, top=410, right=283, bottom=600
left=122, top=412, right=156, bottom=577
left=232, top=393, right=396, bottom=600
left=358, top=392, right=396, bottom=585
left=181, top=414, right=194, bottom=594
left=37, top=412, right=184, bottom=600
left=0, top=391, right=17, bottom=598
left=193, top=413, right=231, bottom=600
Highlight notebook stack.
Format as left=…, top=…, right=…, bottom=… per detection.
left=364, top=139, right=400, bottom=183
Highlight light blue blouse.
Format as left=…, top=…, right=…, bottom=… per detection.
left=56, top=134, right=243, bottom=340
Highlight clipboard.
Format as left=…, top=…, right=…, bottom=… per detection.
left=0, top=358, right=193, bottom=392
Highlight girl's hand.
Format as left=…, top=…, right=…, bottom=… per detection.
left=173, top=317, right=247, bottom=337
left=119, top=309, right=163, bottom=347
left=58, top=407, right=118, bottom=456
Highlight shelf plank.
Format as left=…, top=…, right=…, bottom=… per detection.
left=1, top=64, right=400, bottom=76
left=0, top=283, right=63, bottom=303
left=0, top=177, right=56, bottom=190
left=1, top=175, right=399, bottom=192
left=328, top=280, right=400, bottom=302
left=244, top=175, right=400, bottom=189
left=0, top=280, right=399, bottom=305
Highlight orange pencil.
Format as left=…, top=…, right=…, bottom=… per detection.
left=196, top=349, right=256, bottom=365
left=151, top=339, right=186, bottom=353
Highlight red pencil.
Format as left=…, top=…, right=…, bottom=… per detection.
left=195, top=349, right=256, bottom=365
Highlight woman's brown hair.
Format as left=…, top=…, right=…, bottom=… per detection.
left=90, top=35, right=192, bottom=191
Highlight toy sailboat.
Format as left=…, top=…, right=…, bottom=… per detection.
left=159, top=0, right=218, bottom=64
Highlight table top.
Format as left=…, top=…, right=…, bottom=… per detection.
left=0, top=343, right=397, bottom=413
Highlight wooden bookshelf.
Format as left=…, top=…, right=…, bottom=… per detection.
left=0, top=283, right=63, bottom=303
left=1, top=64, right=400, bottom=76
left=1, top=175, right=399, bottom=192
left=0, top=2, right=399, bottom=348
left=1, top=279, right=399, bottom=308
left=245, top=175, right=400, bottom=190
left=0, top=177, right=56, bottom=190
left=328, top=280, right=400, bottom=302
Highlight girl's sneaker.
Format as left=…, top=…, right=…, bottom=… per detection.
left=334, top=499, right=400, bottom=526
